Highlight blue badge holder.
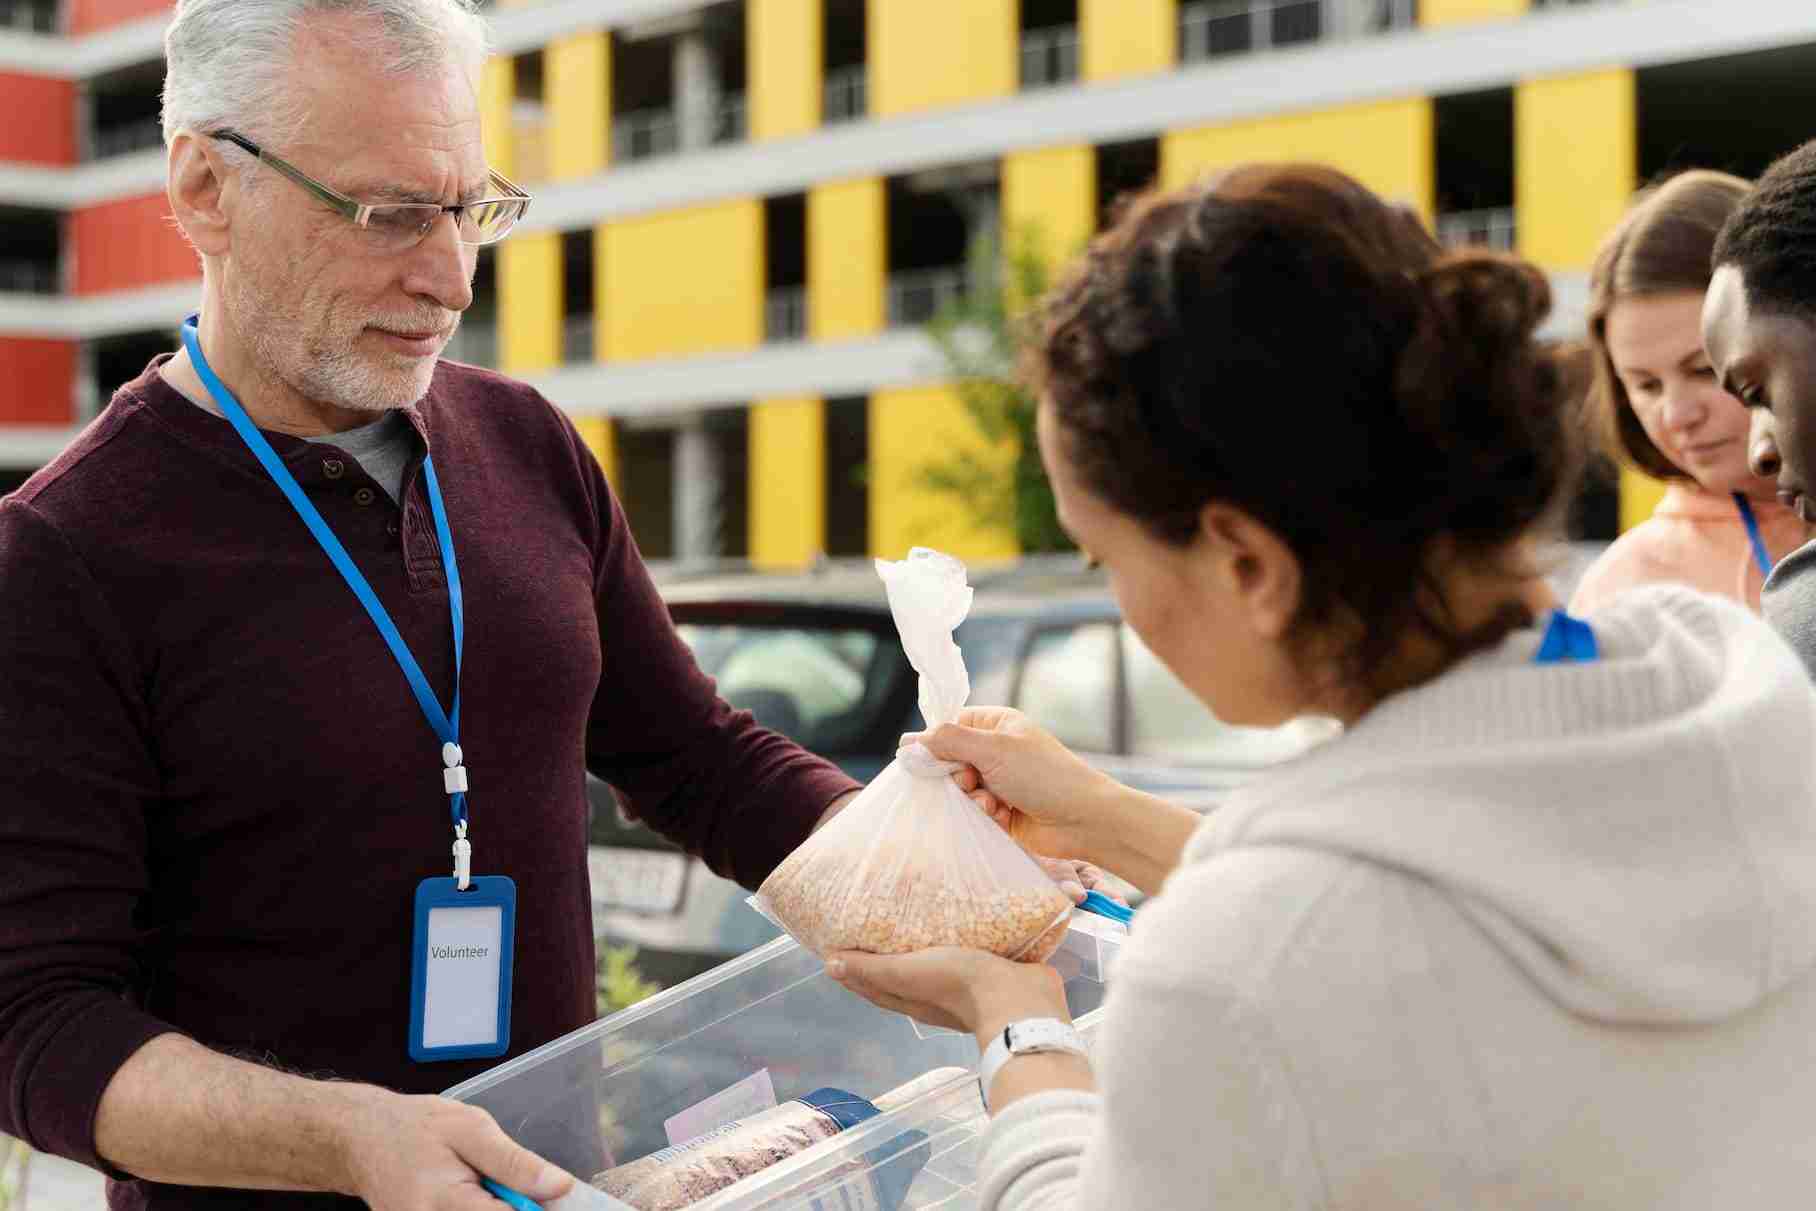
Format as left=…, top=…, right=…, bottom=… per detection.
left=410, top=875, right=517, bottom=1063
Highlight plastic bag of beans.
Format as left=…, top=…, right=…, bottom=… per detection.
left=755, top=549, right=1073, bottom=964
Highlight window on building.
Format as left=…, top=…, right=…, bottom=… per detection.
left=1180, top=0, right=1413, bottom=65
left=1639, top=43, right=1816, bottom=182
left=0, top=206, right=60, bottom=295
left=823, top=0, right=867, bottom=124
left=445, top=248, right=497, bottom=368
left=1019, top=0, right=1079, bottom=91
left=1434, top=88, right=1515, bottom=252
left=619, top=424, right=677, bottom=561
left=0, top=0, right=56, bottom=33
left=91, top=328, right=178, bottom=404
left=561, top=230, right=595, bottom=364
left=1014, top=623, right=1118, bottom=754
left=763, top=194, right=807, bottom=344
left=612, top=3, right=747, bottom=162
left=885, top=166, right=996, bottom=328
left=1096, top=138, right=1160, bottom=231
left=823, top=395, right=869, bottom=557
left=88, top=60, right=165, bottom=160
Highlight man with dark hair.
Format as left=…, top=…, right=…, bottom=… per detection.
left=1704, top=138, right=1816, bottom=677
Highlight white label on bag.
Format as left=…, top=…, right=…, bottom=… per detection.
left=664, top=1069, right=779, bottom=1147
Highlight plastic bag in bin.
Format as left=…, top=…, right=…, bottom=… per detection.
left=755, top=549, right=1072, bottom=962
left=591, top=1087, right=929, bottom=1211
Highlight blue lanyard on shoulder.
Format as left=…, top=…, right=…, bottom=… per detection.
left=1535, top=610, right=1598, bottom=664
left=179, top=317, right=471, bottom=840
left=1733, top=493, right=1775, bottom=580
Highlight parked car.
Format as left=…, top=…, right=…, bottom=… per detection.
left=585, top=556, right=1337, bottom=986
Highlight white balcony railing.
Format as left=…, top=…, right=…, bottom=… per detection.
left=613, top=108, right=681, bottom=163
left=442, top=320, right=498, bottom=369
left=887, top=267, right=968, bottom=329
left=1021, top=26, right=1081, bottom=90
left=1181, top=0, right=1415, bottom=63
left=824, top=66, right=867, bottom=124
left=765, top=288, right=808, bottom=344
left=1436, top=207, right=1517, bottom=252
left=90, top=117, right=165, bottom=160
left=563, top=315, right=595, bottom=364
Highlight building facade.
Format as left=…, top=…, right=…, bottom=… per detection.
left=2, top=0, right=1813, bottom=562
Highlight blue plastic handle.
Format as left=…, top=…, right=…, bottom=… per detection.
left=1078, top=890, right=1134, bottom=926
left=483, top=1179, right=542, bottom=1211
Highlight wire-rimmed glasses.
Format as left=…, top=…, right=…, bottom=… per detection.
left=207, top=128, right=532, bottom=252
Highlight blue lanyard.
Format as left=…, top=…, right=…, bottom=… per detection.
left=179, top=316, right=469, bottom=833
left=1535, top=610, right=1598, bottom=664
left=1733, top=493, right=1775, bottom=580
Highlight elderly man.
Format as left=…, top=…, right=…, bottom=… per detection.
left=0, top=1, right=866, bottom=1207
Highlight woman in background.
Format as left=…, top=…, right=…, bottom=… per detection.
left=1572, top=170, right=1809, bottom=612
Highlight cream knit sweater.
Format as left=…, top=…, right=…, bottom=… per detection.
left=979, top=586, right=1816, bottom=1209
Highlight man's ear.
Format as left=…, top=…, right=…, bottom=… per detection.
left=167, top=132, right=234, bottom=258
left=1197, top=501, right=1301, bottom=640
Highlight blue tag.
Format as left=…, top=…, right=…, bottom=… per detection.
left=1534, top=610, right=1599, bottom=665
left=410, top=876, right=517, bottom=1063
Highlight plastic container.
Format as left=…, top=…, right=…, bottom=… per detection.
left=446, top=916, right=1125, bottom=1211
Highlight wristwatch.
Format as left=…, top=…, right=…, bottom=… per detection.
left=977, top=1017, right=1088, bottom=1111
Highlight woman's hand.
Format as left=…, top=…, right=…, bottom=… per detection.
left=907, top=706, right=1200, bottom=896
left=1034, top=856, right=1124, bottom=906
left=825, top=948, right=1070, bottom=1046
left=905, top=706, right=1123, bottom=862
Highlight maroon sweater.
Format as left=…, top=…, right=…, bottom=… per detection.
left=0, top=358, right=857, bottom=1209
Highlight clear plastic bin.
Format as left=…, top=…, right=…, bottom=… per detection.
left=445, top=913, right=1125, bottom=1211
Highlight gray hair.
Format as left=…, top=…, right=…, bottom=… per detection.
left=161, top=0, right=490, bottom=151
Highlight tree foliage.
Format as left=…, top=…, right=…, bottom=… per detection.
left=918, top=227, right=1075, bottom=554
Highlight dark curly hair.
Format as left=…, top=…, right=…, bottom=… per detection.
left=1713, top=140, right=1816, bottom=319
left=1026, top=163, right=1580, bottom=687
left=1587, top=170, right=1750, bottom=481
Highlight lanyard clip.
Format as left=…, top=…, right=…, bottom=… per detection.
left=453, top=820, right=472, bottom=891
left=443, top=742, right=470, bottom=794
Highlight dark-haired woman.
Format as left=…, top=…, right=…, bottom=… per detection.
left=825, top=165, right=1816, bottom=1207
left=1571, top=170, right=1809, bottom=613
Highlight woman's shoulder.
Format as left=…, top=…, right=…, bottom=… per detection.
left=1569, top=514, right=1733, bottom=613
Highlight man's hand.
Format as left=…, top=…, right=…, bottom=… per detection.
left=341, top=1090, right=576, bottom=1211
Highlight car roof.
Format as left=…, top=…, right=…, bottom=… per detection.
left=654, top=555, right=1118, bottom=621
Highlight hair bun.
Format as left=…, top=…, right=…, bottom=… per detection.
left=1395, top=252, right=1559, bottom=447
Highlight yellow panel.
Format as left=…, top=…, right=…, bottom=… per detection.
left=749, top=0, right=821, bottom=141
left=592, top=221, right=610, bottom=360
left=1162, top=97, right=1436, bottom=220
left=1516, top=69, right=1635, bottom=272
left=602, top=200, right=764, bottom=361
left=1082, top=0, right=1176, bottom=82
left=548, top=30, right=610, bottom=180
left=497, top=232, right=562, bottom=372
left=869, top=386, right=1019, bottom=562
left=750, top=397, right=826, bottom=568
left=1003, top=145, right=1095, bottom=281
left=1619, top=465, right=1669, bottom=535
left=1420, top=0, right=1528, bottom=25
left=573, top=415, right=619, bottom=487
left=808, top=178, right=886, bottom=341
left=480, top=56, right=514, bottom=179
left=868, top=0, right=1015, bottom=118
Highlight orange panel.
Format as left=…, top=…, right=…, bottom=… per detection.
left=67, top=0, right=172, bottom=35
left=0, top=339, right=75, bottom=425
left=0, top=74, right=74, bottom=166
left=71, top=194, right=198, bottom=295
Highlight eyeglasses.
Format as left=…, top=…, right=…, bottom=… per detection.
left=206, top=129, right=532, bottom=251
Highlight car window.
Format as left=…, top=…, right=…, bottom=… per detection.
left=676, top=624, right=890, bottom=753
left=1015, top=623, right=1117, bottom=753
left=1122, top=625, right=1337, bottom=765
